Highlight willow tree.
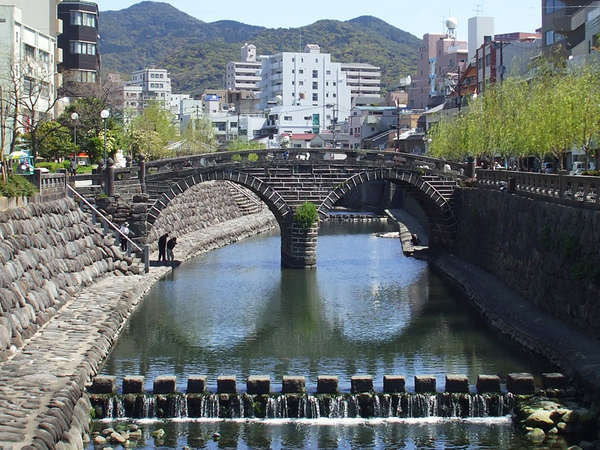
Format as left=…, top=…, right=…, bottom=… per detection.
left=570, top=64, right=600, bottom=170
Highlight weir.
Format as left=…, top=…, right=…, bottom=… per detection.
left=88, top=372, right=567, bottom=420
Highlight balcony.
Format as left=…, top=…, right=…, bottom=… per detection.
left=549, top=5, right=588, bottom=32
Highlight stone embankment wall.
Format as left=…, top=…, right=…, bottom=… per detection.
left=453, top=188, right=600, bottom=337
left=147, top=181, right=258, bottom=248
left=0, top=199, right=139, bottom=360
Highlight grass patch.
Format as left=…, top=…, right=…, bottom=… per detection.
left=0, top=175, right=37, bottom=198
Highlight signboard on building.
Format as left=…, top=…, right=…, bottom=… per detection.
left=205, top=94, right=220, bottom=101
left=312, top=114, right=320, bottom=134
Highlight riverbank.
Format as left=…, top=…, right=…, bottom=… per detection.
left=0, top=210, right=276, bottom=449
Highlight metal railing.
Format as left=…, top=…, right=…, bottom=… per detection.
left=477, top=169, right=599, bottom=207
left=67, top=184, right=150, bottom=273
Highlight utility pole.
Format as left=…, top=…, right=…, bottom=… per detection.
left=457, top=66, right=462, bottom=113
left=395, top=99, right=401, bottom=152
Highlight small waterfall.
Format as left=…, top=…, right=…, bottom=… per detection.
left=143, top=395, right=155, bottom=418
left=91, top=392, right=516, bottom=420
left=115, top=397, right=125, bottom=418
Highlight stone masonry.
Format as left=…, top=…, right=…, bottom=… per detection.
left=0, top=199, right=140, bottom=361
left=453, top=188, right=600, bottom=338
left=0, top=205, right=275, bottom=448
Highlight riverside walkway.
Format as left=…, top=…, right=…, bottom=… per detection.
left=0, top=211, right=275, bottom=449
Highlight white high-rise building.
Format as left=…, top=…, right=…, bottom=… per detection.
left=258, top=44, right=352, bottom=131
left=340, top=63, right=382, bottom=98
left=129, top=68, right=172, bottom=107
left=226, top=43, right=262, bottom=94
left=468, top=16, right=495, bottom=61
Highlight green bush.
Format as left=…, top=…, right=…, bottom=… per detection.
left=0, top=175, right=37, bottom=198
left=248, top=152, right=259, bottom=162
left=76, top=165, right=94, bottom=174
left=582, top=170, right=600, bottom=176
left=36, top=161, right=71, bottom=172
left=294, top=202, right=318, bottom=229
left=231, top=154, right=242, bottom=162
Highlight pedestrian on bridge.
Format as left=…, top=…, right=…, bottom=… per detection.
left=119, top=222, right=130, bottom=252
left=158, top=233, right=168, bottom=262
left=167, top=237, right=177, bottom=262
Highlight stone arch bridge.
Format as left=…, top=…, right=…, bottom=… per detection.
left=135, top=149, right=464, bottom=268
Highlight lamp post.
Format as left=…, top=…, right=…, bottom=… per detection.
left=71, top=112, right=79, bottom=172
left=100, top=109, right=110, bottom=167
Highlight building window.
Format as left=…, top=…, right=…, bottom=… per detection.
left=70, top=11, right=96, bottom=27
left=38, top=50, right=49, bottom=63
left=71, top=70, right=96, bottom=83
left=312, top=93, right=318, bottom=101
left=304, top=116, right=311, bottom=120
left=70, top=41, right=96, bottom=55
left=312, top=82, right=318, bottom=90
left=485, top=54, right=491, bottom=66
left=299, top=69, right=304, bottom=74
left=24, top=44, right=36, bottom=59
left=544, top=0, right=567, bottom=15
left=231, top=122, right=238, bottom=128
left=326, top=70, right=331, bottom=75
left=299, top=81, right=304, bottom=86
left=545, top=30, right=555, bottom=46
left=284, top=116, right=292, bottom=121
left=312, top=70, right=318, bottom=78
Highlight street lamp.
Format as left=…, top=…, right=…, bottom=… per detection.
left=71, top=112, right=79, bottom=172
left=100, top=109, right=110, bottom=167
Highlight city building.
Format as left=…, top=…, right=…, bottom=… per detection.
left=541, top=0, right=600, bottom=58
left=340, top=62, right=382, bottom=99
left=468, top=16, right=495, bottom=61
left=226, top=43, right=262, bottom=95
left=0, top=5, right=57, bottom=154
left=57, top=1, right=100, bottom=96
left=347, top=106, right=421, bottom=149
left=408, top=29, right=468, bottom=109
left=128, top=68, right=172, bottom=107
left=475, top=34, right=541, bottom=94
left=258, top=44, right=352, bottom=129
left=8, top=0, right=61, bottom=37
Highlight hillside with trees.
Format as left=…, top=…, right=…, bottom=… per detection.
left=99, top=2, right=420, bottom=97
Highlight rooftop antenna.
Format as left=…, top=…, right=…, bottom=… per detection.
left=474, top=1, right=485, bottom=16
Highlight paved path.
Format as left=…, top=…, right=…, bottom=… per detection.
left=0, top=212, right=275, bottom=449
left=433, top=253, right=600, bottom=394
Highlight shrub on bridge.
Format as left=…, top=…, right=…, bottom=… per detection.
left=248, top=153, right=259, bottom=162
left=231, top=154, right=242, bottom=162
left=294, top=202, right=318, bottom=229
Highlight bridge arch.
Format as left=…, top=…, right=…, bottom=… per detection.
left=146, top=169, right=293, bottom=234
left=317, top=168, right=456, bottom=246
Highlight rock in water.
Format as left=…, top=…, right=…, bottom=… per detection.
left=526, top=428, right=546, bottom=443
left=524, top=410, right=556, bottom=431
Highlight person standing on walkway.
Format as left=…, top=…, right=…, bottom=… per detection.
left=158, top=233, right=168, bottom=262
left=166, top=237, right=177, bottom=262
left=119, top=222, right=130, bottom=252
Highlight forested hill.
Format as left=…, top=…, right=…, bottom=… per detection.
left=99, top=1, right=421, bottom=97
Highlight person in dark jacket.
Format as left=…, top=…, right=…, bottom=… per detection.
left=166, top=237, right=177, bottom=262
left=158, top=233, right=168, bottom=262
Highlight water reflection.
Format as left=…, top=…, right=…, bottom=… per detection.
left=101, top=222, right=552, bottom=390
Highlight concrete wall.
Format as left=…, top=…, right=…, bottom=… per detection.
left=0, top=198, right=140, bottom=360
left=453, top=189, right=600, bottom=337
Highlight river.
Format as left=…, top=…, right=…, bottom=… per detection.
left=95, top=221, right=555, bottom=448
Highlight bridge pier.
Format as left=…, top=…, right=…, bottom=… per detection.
left=281, top=221, right=319, bottom=269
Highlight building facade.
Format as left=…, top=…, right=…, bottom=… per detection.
left=408, top=33, right=467, bottom=109
left=468, top=16, right=495, bottom=61
left=0, top=5, right=57, bottom=155
left=129, top=68, right=172, bottom=107
left=226, top=43, right=262, bottom=95
left=56, top=1, right=99, bottom=97
left=258, top=44, right=352, bottom=129
left=340, top=62, right=382, bottom=99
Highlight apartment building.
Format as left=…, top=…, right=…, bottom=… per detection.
left=57, top=1, right=100, bottom=96
left=542, top=0, right=600, bottom=58
left=0, top=5, right=57, bottom=154
left=408, top=33, right=468, bottom=109
left=226, top=43, right=262, bottom=95
left=258, top=44, right=352, bottom=130
left=129, top=68, right=172, bottom=106
left=340, top=62, right=382, bottom=99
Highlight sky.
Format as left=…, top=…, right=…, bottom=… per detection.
left=95, top=0, right=542, bottom=41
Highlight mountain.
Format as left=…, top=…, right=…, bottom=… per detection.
left=99, top=2, right=420, bottom=97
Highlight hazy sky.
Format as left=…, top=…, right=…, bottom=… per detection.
left=95, top=0, right=542, bottom=41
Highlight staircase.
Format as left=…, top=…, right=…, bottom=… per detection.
left=227, top=181, right=264, bottom=215
left=421, top=175, right=458, bottom=203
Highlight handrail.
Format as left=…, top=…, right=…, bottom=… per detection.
left=66, top=185, right=149, bottom=272
left=226, top=181, right=263, bottom=209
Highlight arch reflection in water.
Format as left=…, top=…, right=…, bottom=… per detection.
left=101, top=221, right=552, bottom=392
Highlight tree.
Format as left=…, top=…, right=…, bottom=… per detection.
left=227, top=138, right=265, bottom=151
left=180, top=116, right=217, bottom=154
left=24, top=121, right=75, bottom=160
